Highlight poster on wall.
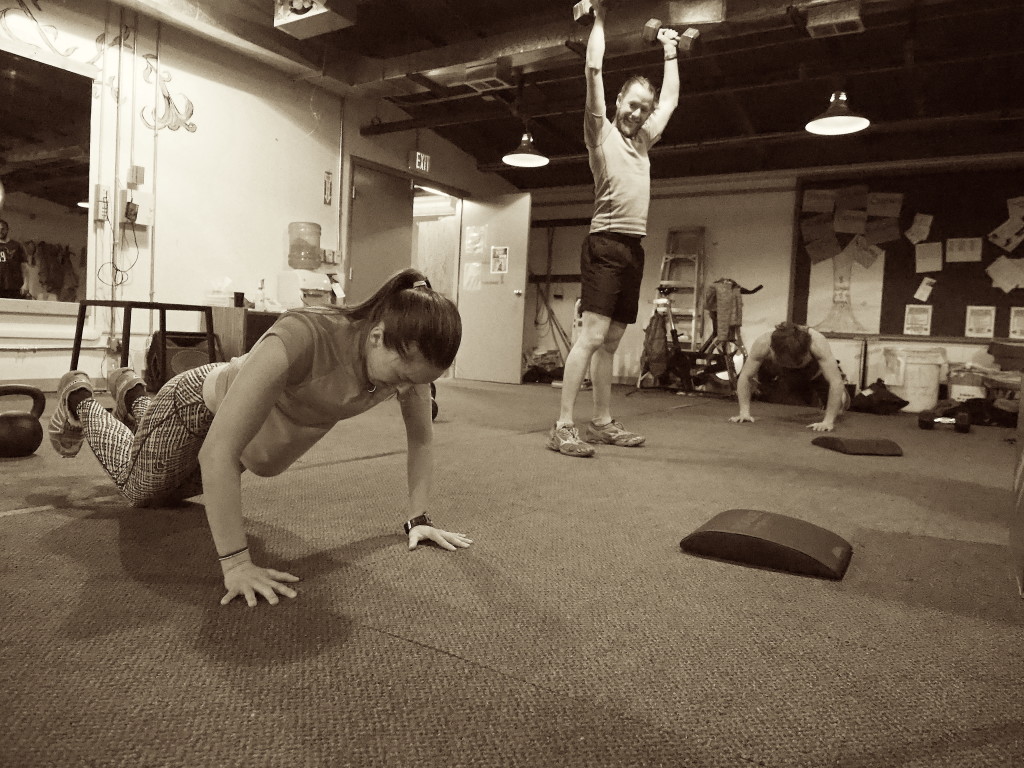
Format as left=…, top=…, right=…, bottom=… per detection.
left=965, top=305, right=996, bottom=338
left=490, top=245, right=509, bottom=274
left=903, top=304, right=933, bottom=336
left=1010, top=308, right=1024, bottom=340
left=806, top=246, right=885, bottom=334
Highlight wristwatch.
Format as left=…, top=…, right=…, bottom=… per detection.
left=403, top=514, right=433, bottom=534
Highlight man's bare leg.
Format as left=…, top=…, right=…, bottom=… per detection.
left=589, top=321, right=626, bottom=425
left=558, top=312, right=611, bottom=425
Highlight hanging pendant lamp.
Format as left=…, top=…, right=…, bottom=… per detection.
left=805, top=90, right=870, bottom=135
left=502, top=131, right=549, bottom=168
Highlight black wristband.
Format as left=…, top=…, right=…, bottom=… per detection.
left=665, top=54, right=678, bottom=61
left=218, top=546, right=248, bottom=562
left=403, top=514, right=432, bottom=534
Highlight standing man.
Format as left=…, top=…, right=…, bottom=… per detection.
left=0, top=218, right=29, bottom=300
left=548, top=0, right=682, bottom=457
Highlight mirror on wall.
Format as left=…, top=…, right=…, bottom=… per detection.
left=0, top=46, right=91, bottom=303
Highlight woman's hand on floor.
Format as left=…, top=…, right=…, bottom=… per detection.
left=807, top=420, right=834, bottom=432
left=408, top=525, right=473, bottom=552
left=221, top=562, right=300, bottom=607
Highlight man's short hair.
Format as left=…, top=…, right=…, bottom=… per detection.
left=617, top=75, right=656, bottom=103
left=770, top=322, right=811, bottom=368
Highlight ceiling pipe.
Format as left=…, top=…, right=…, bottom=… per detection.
left=106, top=0, right=1022, bottom=102
left=477, top=109, right=1024, bottom=171
left=367, top=1, right=1019, bottom=119
left=333, top=0, right=1002, bottom=95
left=361, top=46, right=1024, bottom=136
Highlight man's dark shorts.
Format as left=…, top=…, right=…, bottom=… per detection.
left=580, top=231, right=645, bottom=325
left=755, top=358, right=830, bottom=407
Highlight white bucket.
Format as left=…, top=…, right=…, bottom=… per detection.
left=883, top=347, right=946, bottom=412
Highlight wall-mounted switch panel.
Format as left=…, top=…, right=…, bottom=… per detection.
left=93, top=184, right=110, bottom=222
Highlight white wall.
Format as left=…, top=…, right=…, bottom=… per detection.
left=528, top=177, right=798, bottom=382
left=0, top=0, right=515, bottom=386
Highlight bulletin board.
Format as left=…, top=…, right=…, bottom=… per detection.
left=791, top=167, right=1024, bottom=340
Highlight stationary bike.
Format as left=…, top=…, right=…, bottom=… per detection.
left=638, top=279, right=761, bottom=395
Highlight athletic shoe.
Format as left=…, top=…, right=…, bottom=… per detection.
left=547, top=423, right=595, bottom=458
left=48, top=370, right=93, bottom=458
left=107, top=366, right=145, bottom=428
left=585, top=419, right=646, bottom=447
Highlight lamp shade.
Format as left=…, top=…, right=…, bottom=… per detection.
left=805, top=91, right=870, bottom=135
left=502, top=131, right=549, bottom=168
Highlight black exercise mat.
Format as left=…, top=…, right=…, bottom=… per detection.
left=811, top=435, right=903, bottom=456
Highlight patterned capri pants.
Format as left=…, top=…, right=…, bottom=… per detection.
left=77, top=364, right=218, bottom=507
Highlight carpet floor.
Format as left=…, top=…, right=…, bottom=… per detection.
left=1, top=380, right=1022, bottom=767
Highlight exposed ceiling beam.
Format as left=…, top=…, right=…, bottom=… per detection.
left=0, top=143, right=90, bottom=173
left=363, top=45, right=1024, bottom=137
left=110, top=0, right=1016, bottom=108
left=328, top=0, right=973, bottom=95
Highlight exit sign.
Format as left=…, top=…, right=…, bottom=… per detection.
left=409, top=150, right=431, bottom=173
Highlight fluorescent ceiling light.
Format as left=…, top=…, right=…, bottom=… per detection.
left=414, top=184, right=451, bottom=197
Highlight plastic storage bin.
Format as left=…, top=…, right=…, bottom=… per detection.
left=883, top=347, right=947, bottom=412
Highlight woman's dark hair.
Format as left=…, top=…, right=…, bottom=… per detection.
left=341, top=268, right=462, bottom=369
left=769, top=322, right=811, bottom=368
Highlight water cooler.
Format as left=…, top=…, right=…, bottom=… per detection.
left=277, top=221, right=333, bottom=308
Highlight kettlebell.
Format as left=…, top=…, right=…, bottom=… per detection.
left=0, top=384, right=46, bottom=458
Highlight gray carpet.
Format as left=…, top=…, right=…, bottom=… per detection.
left=2, top=380, right=1022, bottom=767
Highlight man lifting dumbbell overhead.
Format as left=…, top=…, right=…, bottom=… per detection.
left=548, top=0, right=683, bottom=457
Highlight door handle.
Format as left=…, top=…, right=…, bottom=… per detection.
left=513, top=289, right=523, bottom=296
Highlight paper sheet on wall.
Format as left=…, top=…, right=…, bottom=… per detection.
left=840, top=234, right=882, bottom=269
left=490, top=246, right=509, bottom=274
left=833, top=208, right=867, bottom=235
left=805, top=232, right=841, bottom=263
left=945, top=237, right=983, bottom=263
left=835, top=184, right=869, bottom=211
left=904, top=213, right=933, bottom=244
left=865, top=217, right=901, bottom=245
left=800, top=212, right=834, bottom=243
left=1010, top=307, right=1024, bottom=340
left=464, top=225, right=486, bottom=257
left=903, top=304, right=933, bottom=336
left=914, top=277, right=936, bottom=302
left=801, top=188, right=835, bottom=213
left=1008, top=196, right=1024, bottom=220
left=988, top=217, right=1024, bottom=253
left=985, top=255, right=1024, bottom=293
left=866, top=192, right=904, bottom=218
left=965, top=305, right=996, bottom=338
left=461, top=262, right=483, bottom=292
left=915, top=241, right=943, bottom=273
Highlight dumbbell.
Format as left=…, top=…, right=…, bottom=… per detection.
left=642, top=19, right=701, bottom=54
left=573, top=0, right=596, bottom=25
left=917, top=409, right=971, bottom=433
left=572, top=0, right=623, bottom=26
